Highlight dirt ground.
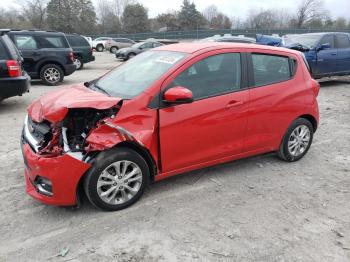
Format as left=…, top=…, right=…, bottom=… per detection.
left=0, top=51, right=349, bottom=262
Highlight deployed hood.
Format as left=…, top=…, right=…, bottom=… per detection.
left=27, top=84, right=121, bottom=123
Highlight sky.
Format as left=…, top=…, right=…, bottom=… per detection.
left=2, top=0, right=350, bottom=19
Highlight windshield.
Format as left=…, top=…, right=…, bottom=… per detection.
left=131, top=42, right=144, bottom=48
left=283, top=34, right=321, bottom=48
left=95, top=51, right=187, bottom=98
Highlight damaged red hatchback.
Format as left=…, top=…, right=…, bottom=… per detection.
left=21, top=43, right=320, bottom=211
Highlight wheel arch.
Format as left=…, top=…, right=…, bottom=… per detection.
left=38, top=61, right=65, bottom=75
left=298, top=114, right=318, bottom=132
left=75, top=141, right=157, bottom=207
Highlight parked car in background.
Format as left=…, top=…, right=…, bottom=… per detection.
left=66, top=34, right=95, bottom=70
left=0, top=29, right=30, bottom=102
left=105, top=38, right=135, bottom=53
left=92, top=37, right=112, bottom=52
left=115, top=40, right=163, bottom=60
left=21, top=42, right=319, bottom=211
left=257, top=32, right=350, bottom=79
left=8, top=30, right=76, bottom=86
left=200, top=35, right=256, bottom=43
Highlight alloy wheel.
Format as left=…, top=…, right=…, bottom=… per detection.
left=287, top=125, right=311, bottom=157
left=74, top=58, right=82, bottom=69
left=43, top=68, right=60, bottom=84
left=96, top=160, right=143, bottom=205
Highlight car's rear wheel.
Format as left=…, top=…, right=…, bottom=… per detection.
left=74, top=56, right=83, bottom=70
left=110, top=46, right=118, bottom=53
left=278, top=118, right=314, bottom=162
left=96, top=44, right=104, bottom=52
left=84, top=147, right=149, bottom=211
left=40, top=64, right=64, bottom=86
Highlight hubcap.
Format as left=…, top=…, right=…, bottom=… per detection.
left=44, top=68, right=60, bottom=83
left=288, top=125, right=311, bottom=157
left=74, top=58, right=81, bottom=69
left=97, top=160, right=142, bottom=205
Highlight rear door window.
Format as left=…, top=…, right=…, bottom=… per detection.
left=14, top=35, right=38, bottom=50
left=252, top=54, right=292, bottom=86
left=335, top=34, right=350, bottom=48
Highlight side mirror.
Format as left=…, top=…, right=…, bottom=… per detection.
left=163, top=86, right=193, bottom=104
left=318, top=43, right=331, bottom=51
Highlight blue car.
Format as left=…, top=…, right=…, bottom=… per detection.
left=257, top=33, right=350, bottom=79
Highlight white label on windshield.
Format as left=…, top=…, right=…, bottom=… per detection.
left=155, top=56, right=182, bottom=65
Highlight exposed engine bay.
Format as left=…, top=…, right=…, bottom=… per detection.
left=24, top=106, right=120, bottom=159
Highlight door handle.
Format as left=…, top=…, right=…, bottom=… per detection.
left=32, top=52, right=40, bottom=56
left=331, top=53, right=337, bottom=56
left=226, top=100, right=244, bottom=108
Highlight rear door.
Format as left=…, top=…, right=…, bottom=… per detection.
left=159, top=50, right=249, bottom=173
left=335, top=34, right=350, bottom=74
left=315, top=34, right=337, bottom=76
left=244, top=51, right=305, bottom=152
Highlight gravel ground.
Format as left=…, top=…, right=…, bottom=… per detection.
left=0, top=51, right=349, bottom=262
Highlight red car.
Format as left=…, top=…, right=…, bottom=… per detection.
left=21, top=43, right=320, bottom=211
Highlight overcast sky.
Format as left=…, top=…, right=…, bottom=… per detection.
left=3, top=0, right=350, bottom=19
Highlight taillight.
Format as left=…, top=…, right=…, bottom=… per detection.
left=6, top=60, right=22, bottom=77
left=68, top=52, right=74, bottom=62
left=311, top=79, right=320, bottom=97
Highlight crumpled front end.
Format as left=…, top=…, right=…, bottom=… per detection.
left=21, top=103, right=121, bottom=206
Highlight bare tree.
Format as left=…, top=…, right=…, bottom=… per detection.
left=246, top=9, right=278, bottom=29
left=202, top=5, right=219, bottom=22
left=296, top=0, right=327, bottom=28
left=21, top=0, right=48, bottom=29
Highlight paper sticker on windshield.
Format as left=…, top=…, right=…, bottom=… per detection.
left=155, top=56, right=182, bottom=65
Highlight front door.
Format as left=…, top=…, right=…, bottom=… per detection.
left=159, top=51, right=249, bottom=173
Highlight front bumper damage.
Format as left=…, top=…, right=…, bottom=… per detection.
left=22, top=115, right=90, bottom=206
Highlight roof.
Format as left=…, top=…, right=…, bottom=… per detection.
left=8, top=30, right=64, bottom=36
left=285, top=32, right=350, bottom=37
left=155, top=42, right=302, bottom=56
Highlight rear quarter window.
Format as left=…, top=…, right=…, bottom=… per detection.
left=36, top=35, right=69, bottom=48
left=252, top=53, right=293, bottom=86
left=67, top=35, right=90, bottom=47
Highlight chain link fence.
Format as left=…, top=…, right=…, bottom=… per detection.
left=87, top=28, right=350, bottom=40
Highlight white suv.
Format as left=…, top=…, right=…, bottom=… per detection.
left=92, top=37, right=112, bottom=52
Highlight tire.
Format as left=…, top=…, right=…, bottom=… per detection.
left=96, top=44, right=104, bottom=52
left=74, top=56, right=84, bottom=70
left=84, top=147, right=150, bottom=211
left=277, top=118, right=314, bottom=162
left=110, top=46, right=118, bottom=54
left=126, top=52, right=136, bottom=60
left=40, top=64, right=64, bottom=86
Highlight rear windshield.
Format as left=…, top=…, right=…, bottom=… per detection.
left=1, top=35, right=20, bottom=59
left=0, top=39, right=9, bottom=59
left=67, top=35, right=90, bottom=47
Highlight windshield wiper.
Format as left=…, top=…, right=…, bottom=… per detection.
left=86, top=82, right=111, bottom=96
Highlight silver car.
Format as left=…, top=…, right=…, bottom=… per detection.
left=105, top=38, right=135, bottom=53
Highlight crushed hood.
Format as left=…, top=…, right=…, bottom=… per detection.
left=28, top=84, right=121, bottom=123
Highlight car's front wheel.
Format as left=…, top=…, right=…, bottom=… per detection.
left=278, top=118, right=314, bottom=162
left=84, top=147, right=149, bottom=211
left=96, top=44, right=104, bottom=52
left=40, top=64, right=64, bottom=86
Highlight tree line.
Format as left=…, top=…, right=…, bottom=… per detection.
left=0, top=0, right=349, bottom=35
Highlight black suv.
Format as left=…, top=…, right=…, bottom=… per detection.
left=0, top=30, right=30, bottom=102
left=66, top=34, right=95, bottom=70
left=8, top=30, right=76, bottom=85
